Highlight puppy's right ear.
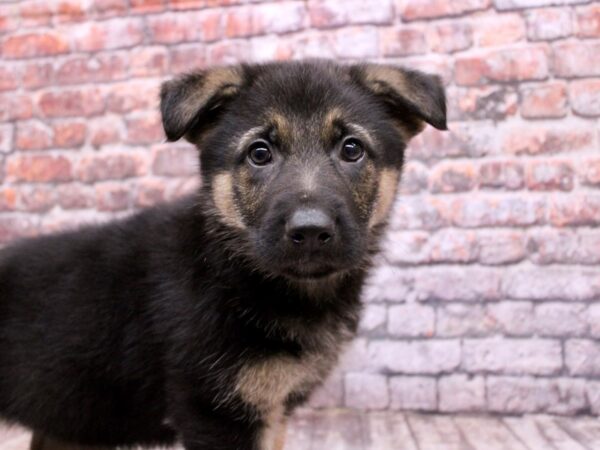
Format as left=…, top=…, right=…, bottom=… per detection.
left=160, top=66, right=244, bottom=142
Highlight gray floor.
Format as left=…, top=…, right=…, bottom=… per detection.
left=2, top=409, right=600, bottom=449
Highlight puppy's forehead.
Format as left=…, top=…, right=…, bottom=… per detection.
left=235, top=66, right=379, bottom=146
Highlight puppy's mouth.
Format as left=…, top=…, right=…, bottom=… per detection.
left=281, top=264, right=339, bottom=280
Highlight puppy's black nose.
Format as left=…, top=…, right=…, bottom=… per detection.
left=286, top=208, right=335, bottom=247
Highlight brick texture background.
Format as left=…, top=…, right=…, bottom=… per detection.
left=1, top=0, right=599, bottom=416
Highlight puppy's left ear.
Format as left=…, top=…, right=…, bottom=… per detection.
left=350, top=64, right=447, bottom=138
left=160, top=66, right=245, bottom=142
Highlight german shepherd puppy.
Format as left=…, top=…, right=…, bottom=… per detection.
left=0, top=60, right=446, bottom=450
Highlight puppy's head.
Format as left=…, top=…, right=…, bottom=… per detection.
left=160, top=61, right=446, bottom=281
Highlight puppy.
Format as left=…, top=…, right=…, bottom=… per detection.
left=0, top=60, right=446, bottom=450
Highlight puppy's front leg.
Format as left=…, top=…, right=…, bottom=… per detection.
left=170, top=396, right=261, bottom=450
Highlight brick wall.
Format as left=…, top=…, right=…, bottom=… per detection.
left=1, top=0, right=599, bottom=415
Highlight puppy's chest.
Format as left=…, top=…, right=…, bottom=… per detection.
left=234, top=325, right=353, bottom=415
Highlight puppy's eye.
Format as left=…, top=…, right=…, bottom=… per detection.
left=247, top=142, right=272, bottom=166
left=341, top=138, right=364, bottom=162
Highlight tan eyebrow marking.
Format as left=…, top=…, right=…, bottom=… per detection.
left=346, top=122, right=377, bottom=149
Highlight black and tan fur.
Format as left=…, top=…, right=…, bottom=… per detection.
left=0, top=60, right=446, bottom=450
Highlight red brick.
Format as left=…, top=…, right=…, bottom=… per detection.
left=0, top=5, right=19, bottom=34
left=130, top=0, right=165, bottom=13
left=55, top=0, right=89, bottom=23
left=0, top=188, right=17, bottom=211
left=520, top=82, right=568, bottom=118
left=308, top=0, right=393, bottom=28
left=0, top=216, right=39, bottom=244
left=525, top=160, right=574, bottom=191
left=450, top=86, right=518, bottom=120
left=368, top=339, right=461, bottom=374
left=479, top=161, right=524, bottom=190
left=308, top=0, right=348, bottom=28
left=19, top=0, right=53, bottom=27
left=451, top=195, right=546, bottom=228
left=0, top=66, right=19, bottom=91
left=126, top=112, right=164, bottom=145
left=6, top=155, right=72, bottom=182
left=412, top=267, right=502, bottom=302
left=429, top=161, right=477, bottom=193
left=224, top=7, right=254, bottom=38
left=383, top=231, right=429, bottom=264
left=130, top=47, right=169, bottom=77
left=549, top=194, right=600, bottom=226
left=134, top=179, right=167, bottom=208
left=398, top=161, right=428, bottom=194
left=152, top=145, right=198, bottom=177
left=166, top=0, right=206, bottom=10
left=502, top=123, right=594, bottom=155
left=472, top=14, right=525, bottom=47
left=487, top=302, right=534, bottom=336
left=437, top=304, right=492, bottom=337
left=147, top=11, right=222, bottom=44
left=0, top=124, right=13, bottom=153
left=526, top=8, right=572, bottom=41
left=477, top=230, right=527, bottom=265
left=566, top=340, right=600, bottom=376
left=92, top=0, right=128, bottom=18
left=579, top=157, right=600, bottom=186
left=358, top=304, right=387, bottom=334
left=426, top=22, right=472, bottom=53
left=71, top=18, right=145, bottom=52
left=503, top=266, right=600, bottom=301
left=53, top=121, right=87, bottom=148
left=252, top=2, right=307, bottom=35
left=288, top=32, right=336, bottom=60
left=535, top=303, right=587, bottom=337
left=494, top=0, right=588, bottom=9
left=553, top=41, right=600, bottom=77
left=389, top=376, right=436, bottom=411
left=463, top=338, right=562, bottom=375
left=570, top=79, right=600, bottom=117
left=409, top=128, right=465, bottom=161
left=0, top=93, right=33, bottom=121
left=15, top=121, right=53, bottom=150
left=55, top=53, right=128, bottom=85
left=380, top=27, right=427, bottom=57
left=39, top=88, right=104, bottom=118
left=528, top=228, right=580, bottom=265
left=170, top=45, right=208, bottom=73
left=400, top=0, right=490, bottom=21
left=250, top=36, right=294, bottom=63
left=2, top=32, right=70, bottom=58
left=439, top=375, right=485, bottom=412
left=207, top=40, right=251, bottom=65
left=333, top=27, right=378, bottom=59
left=345, top=373, right=389, bottom=410
left=76, top=154, right=145, bottom=183
left=388, top=303, right=435, bottom=337
left=15, top=185, right=56, bottom=212
left=455, top=45, right=548, bottom=85
left=106, top=81, right=160, bottom=114
left=488, top=376, right=587, bottom=415
left=22, top=62, right=54, bottom=88
left=89, top=117, right=123, bottom=148
left=56, top=184, right=95, bottom=210
left=393, top=196, right=451, bottom=230
left=429, top=229, right=478, bottom=263
left=95, top=182, right=131, bottom=211
left=576, top=4, right=600, bottom=37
